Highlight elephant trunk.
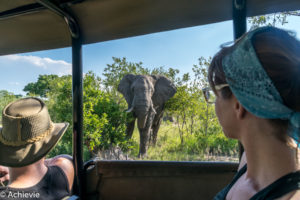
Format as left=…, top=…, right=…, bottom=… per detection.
left=137, top=113, right=148, bottom=130
left=126, top=94, right=156, bottom=130
left=137, top=103, right=156, bottom=130
left=150, top=101, right=156, bottom=115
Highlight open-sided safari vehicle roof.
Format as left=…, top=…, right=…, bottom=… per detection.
left=1, top=0, right=300, bottom=55
left=1, top=0, right=300, bottom=199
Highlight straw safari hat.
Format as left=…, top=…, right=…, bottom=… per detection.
left=0, top=97, right=69, bottom=167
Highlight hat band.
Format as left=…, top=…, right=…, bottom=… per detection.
left=0, top=122, right=54, bottom=147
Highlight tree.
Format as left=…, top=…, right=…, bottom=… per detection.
left=166, top=84, right=191, bottom=144
left=23, top=74, right=59, bottom=97
left=0, top=90, right=20, bottom=123
left=103, top=57, right=149, bottom=92
left=46, top=75, right=73, bottom=157
left=83, top=72, right=130, bottom=152
left=33, top=72, right=132, bottom=158
left=191, top=57, right=214, bottom=136
left=165, top=56, right=224, bottom=150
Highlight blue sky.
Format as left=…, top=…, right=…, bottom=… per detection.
left=1, top=16, right=300, bottom=95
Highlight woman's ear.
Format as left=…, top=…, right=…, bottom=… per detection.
left=233, top=96, right=247, bottom=120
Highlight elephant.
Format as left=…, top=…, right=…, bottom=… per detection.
left=118, top=74, right=177, bottom=157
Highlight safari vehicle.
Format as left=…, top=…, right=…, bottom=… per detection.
left=1, top=0, right=300, bottom=199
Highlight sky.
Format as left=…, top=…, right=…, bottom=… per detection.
left=1, top=16, right=300, bottom=95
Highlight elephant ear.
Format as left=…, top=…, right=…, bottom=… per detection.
left=152, top=75, right=177, bottom=106
left=118, top=74, right=136, bottom=107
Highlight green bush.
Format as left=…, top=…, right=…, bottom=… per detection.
left=0, top=90, right=20, bottom=124
left=196, top=133, right=238, bottom=156
left=25, top=72, right=133, bottom=159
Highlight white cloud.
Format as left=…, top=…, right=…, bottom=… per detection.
left=8, top=82, right=20, bottom=85
left=1, top=55, right=71, bottom=75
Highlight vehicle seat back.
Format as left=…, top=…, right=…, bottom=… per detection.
left=84, top=160, right=238, bottom=200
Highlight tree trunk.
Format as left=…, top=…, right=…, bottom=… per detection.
left=205, top=103, right=208, bottom=135
left=190, top=114, right=194, bottom=135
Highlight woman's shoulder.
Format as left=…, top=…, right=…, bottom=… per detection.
left=45, top=155, right=74, bottom=191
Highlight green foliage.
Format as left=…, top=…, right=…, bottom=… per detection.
left=23, top=71, right=131, bottom=159
left=46, top=75, right=73, bottom=157
left=103, top=57, right=149, bottom=92
left=0, top=56, right=239, bottom=161
left=165, top=57, right=216, bottom=145
left=248, top=11, right=300, bottom=29
left=0, top=90, right=20, bottom=124
left=83, top=72, right=129, bottom=151
left=23, top=74, right=59, bottom=97
left=103, top=57, right=181, bottom=92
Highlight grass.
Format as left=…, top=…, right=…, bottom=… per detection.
left=127, top=121, right=239, bottom=162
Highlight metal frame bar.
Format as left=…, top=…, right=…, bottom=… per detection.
left=0, top=0, right=82, bottom=20
left=0, top=3, right=45, bottom=20
left=232, top=0, right=247, bottom=39
left=71, top=35, right=84, bottom=198
left=36, top=0, right=84, bottom=198
left=232, top=0, right=247, bottom=160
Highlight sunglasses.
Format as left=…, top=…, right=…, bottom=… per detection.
left=202, top=84, right=229, bottom=104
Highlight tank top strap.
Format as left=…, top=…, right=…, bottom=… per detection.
left=250, top=171, right=300, bottom=200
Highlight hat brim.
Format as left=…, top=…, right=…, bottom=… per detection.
left=0, top=122, right=69, bottom=167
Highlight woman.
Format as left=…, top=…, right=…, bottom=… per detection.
left=0, top=97, right=74, bottom=199
left=206, top=26, right=300, bottom=199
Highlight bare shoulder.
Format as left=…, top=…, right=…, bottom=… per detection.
left=53, top=156, right=74, bottom=171
left=45, top=155, right=74, bottom=190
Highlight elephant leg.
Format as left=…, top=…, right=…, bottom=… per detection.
left=151, top=116, right=163, bottom=145
left=126, top=119, right=136, bottom=139
left=151, top=108, right=164, bottom=145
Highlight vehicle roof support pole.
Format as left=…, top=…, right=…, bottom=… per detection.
left=72, top=35, right=84, bottom=199
left=233, top=0, right=247, bottom=39
left=37, top=0, right=83, bottom=198
left=232, top=0, right=247, bottom=161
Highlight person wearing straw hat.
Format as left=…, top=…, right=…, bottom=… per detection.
left=205, top=26, right=300, bottom=200
left=0, top=97, right=74, bottom=199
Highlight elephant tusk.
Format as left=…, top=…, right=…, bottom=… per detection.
left=151, top=105, right=156, bottom=115
left=126, top=96, right=136, bottom=113
left=126, top=107, right=134, bottom=113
